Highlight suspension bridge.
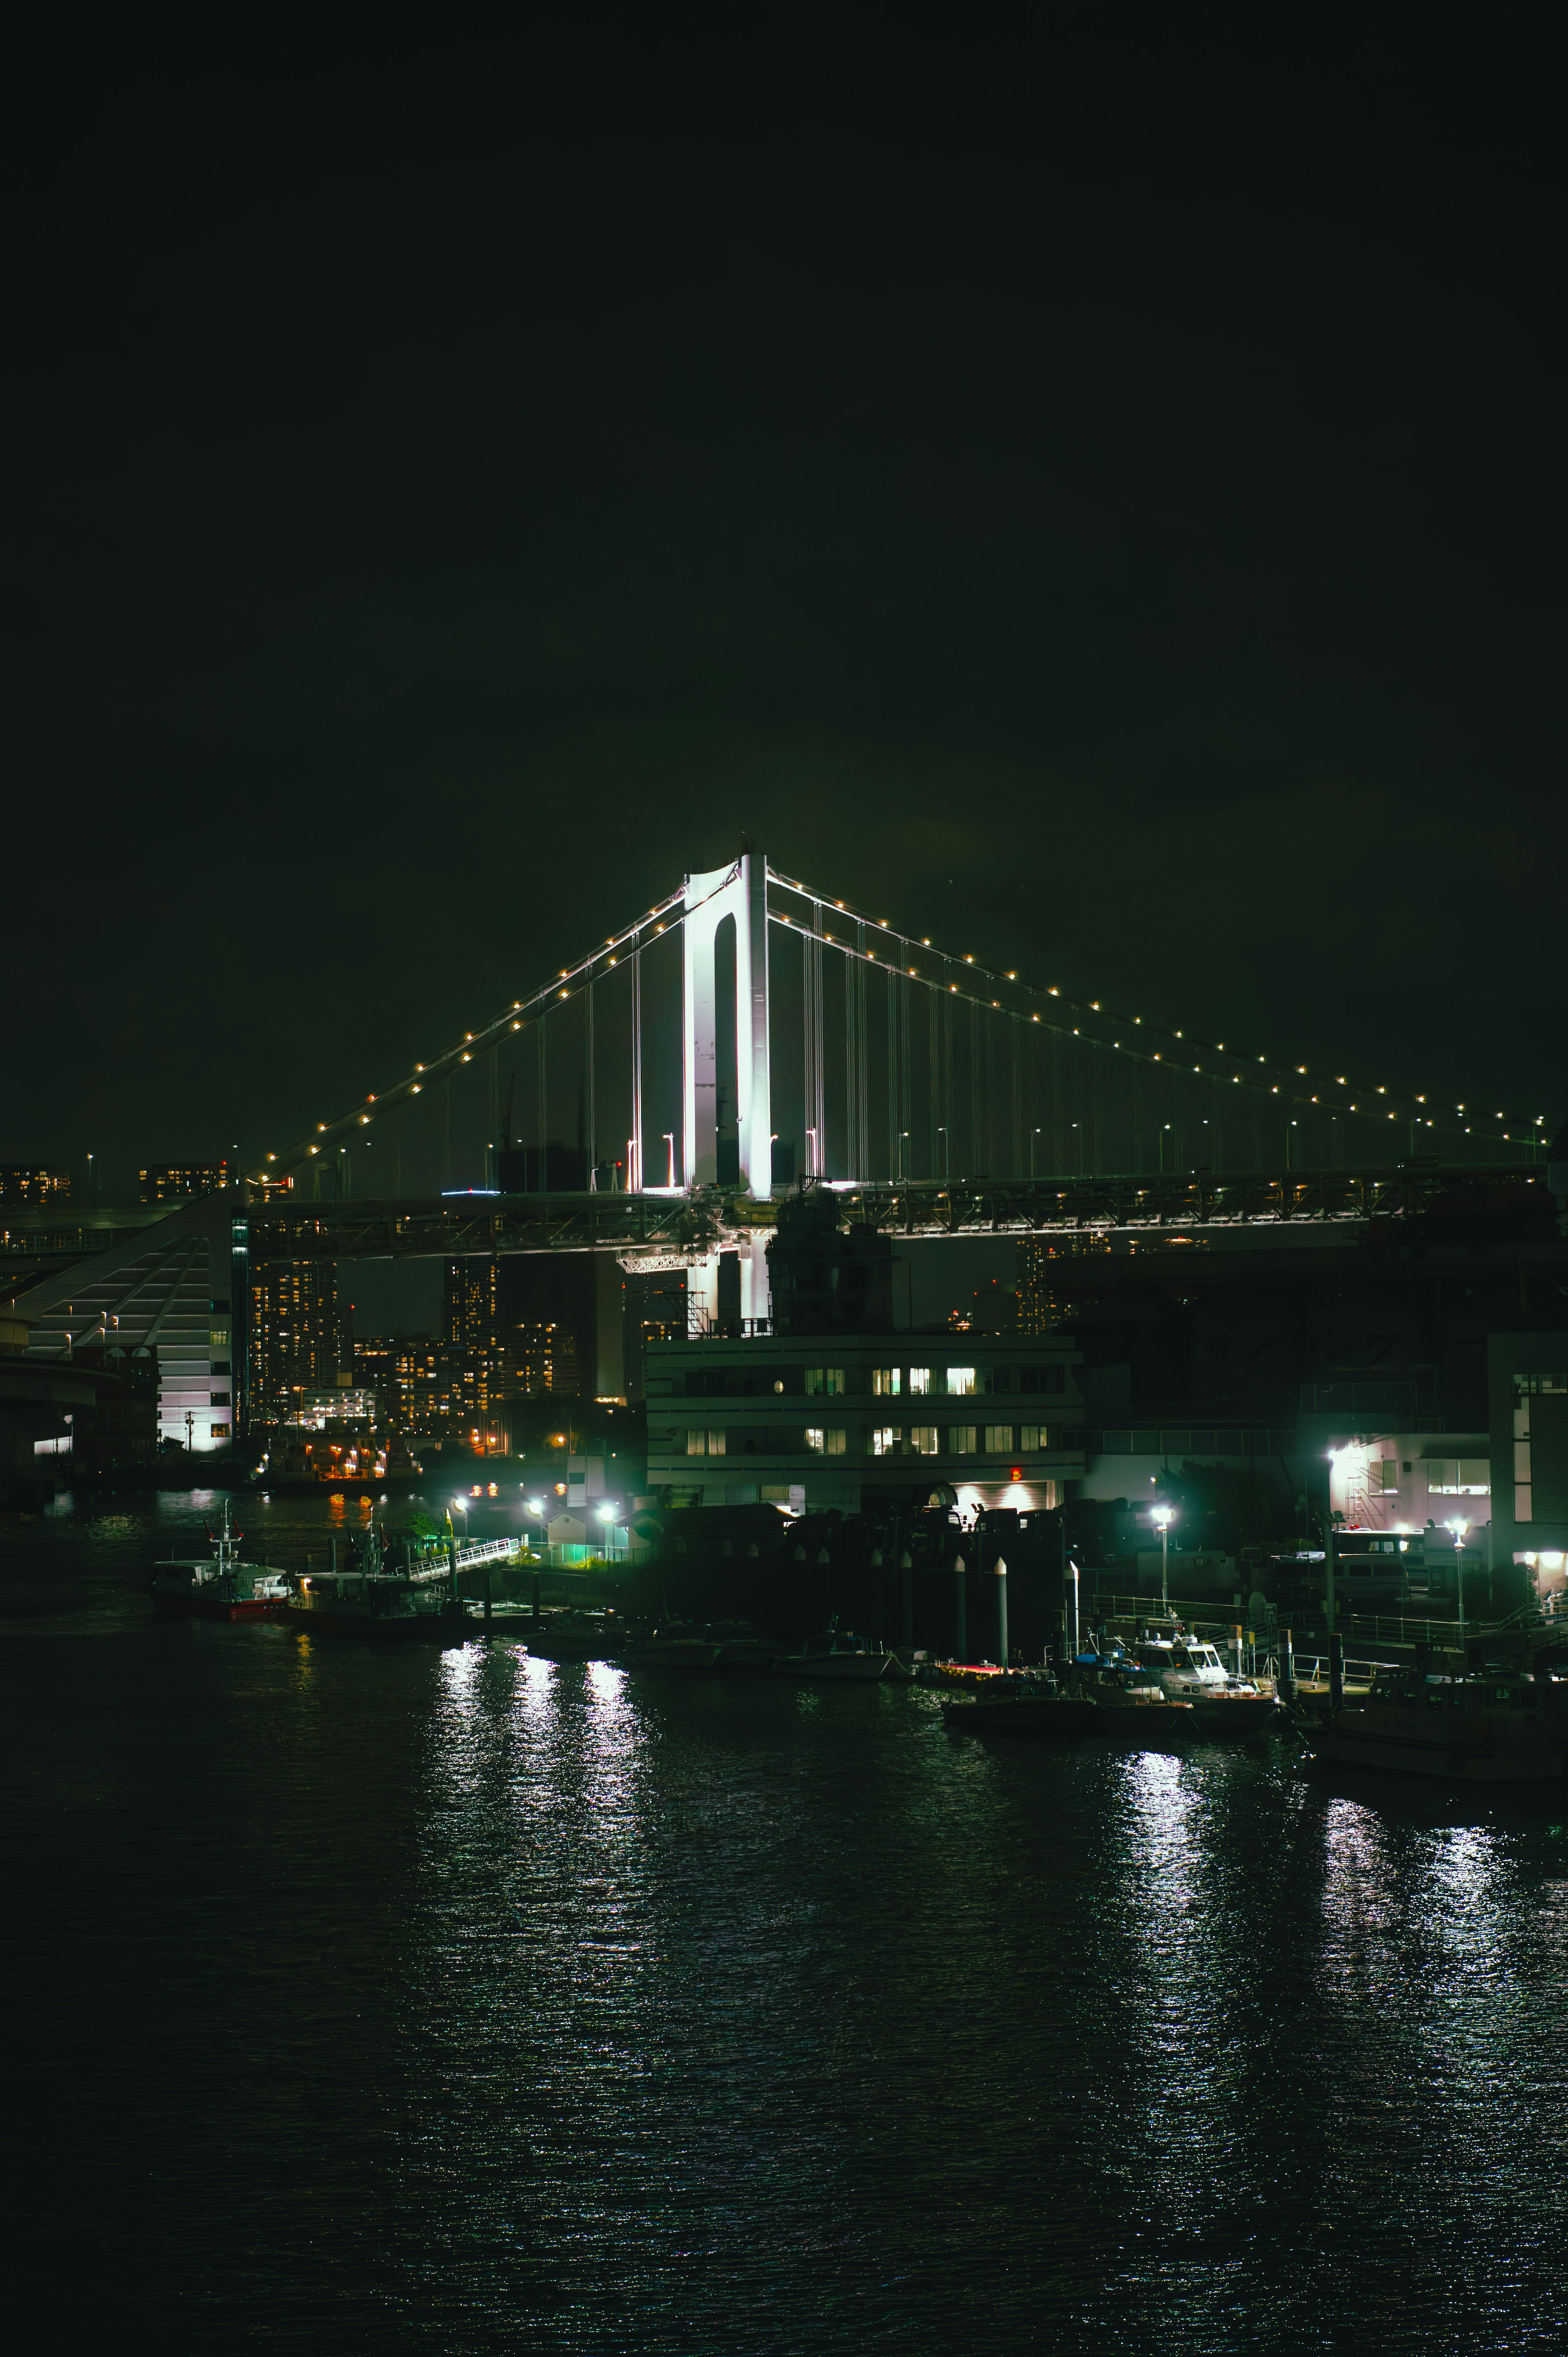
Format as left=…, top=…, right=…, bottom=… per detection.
left=4, top=849, right=1562, bottom=1454
left=254, top=851, right=1554, bottom=1209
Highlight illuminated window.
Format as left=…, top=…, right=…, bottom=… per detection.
left=1019, top=1423, right=1042, bottom=1451
left=210, top=1423, right=230, bottom=1438
left=807, top=1428, right=847, bottom=1456
left=871, top=1368, right=900, bottom=1396
left=908, top=1425, right=937, bottom=1456
left=947, top=1367, right=976, bottom=1396
left=806, top=1427, right=825, bottom=1453
left=950, top=1425, right=977, bottom=1455
left=871, top=1426, right=900, bottom=1456
left=984, top=1425, right=1013, bottom=1454
left=908, top=1367, right=931, bottom=1395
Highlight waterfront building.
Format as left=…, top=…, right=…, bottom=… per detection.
left=0, top=1166, right=72, bottom=1205
left=644, top=1331, right=1083, bottom=1514
left=1490, top=1332, right=1568, bottom=1608
left=139, top=1160, right=234, bottom=1203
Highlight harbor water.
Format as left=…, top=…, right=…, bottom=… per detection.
left=4, top=1490, right=1567, bottom=2352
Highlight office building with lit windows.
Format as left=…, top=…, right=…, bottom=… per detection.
left=644, top=1334, right=1084, bottom=1513
left=0, top=1166, right=72, bottom=1205
left=138, top=1161, right=234, bottom=1203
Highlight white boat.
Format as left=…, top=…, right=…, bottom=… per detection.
left=1136, top=1637, right=1283, bottom=1733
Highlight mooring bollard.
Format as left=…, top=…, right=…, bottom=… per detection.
left=996, top=1554, right=1009, bottom=1667
left=953, top=1553, right=967, bottom=1661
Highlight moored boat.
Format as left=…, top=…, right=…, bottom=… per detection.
left=625, top=1633, right=724, bottom=1671
left=283, top=1522, right=475, bottom=1642
left=773, top=1642, right=903, bottom=1682
left=149, top=1501, right=290, bottom=1623
left=514, top=1610, right=620, bottom=1663
left=1070, top=1660, right=1196, bottom=1743
left=1301, top=1669, right=1568, bottom=1782
left=940, top=1677, right=1098, bottom=1736
left=1135, top=1636, right=1285, bottom=1735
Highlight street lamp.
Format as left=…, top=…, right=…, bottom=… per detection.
left=1152, top=1504, right=1174, bottom=1613
left=1446, top=1516, right=1469, bottom=1646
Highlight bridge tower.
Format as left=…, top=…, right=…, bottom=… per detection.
left=681, top=852, right=771, bottom=1196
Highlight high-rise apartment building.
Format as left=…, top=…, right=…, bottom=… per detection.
left=507, top=1320, right=575, bottom=1397
left=140, top=1161, right=233, bottom=1203
left=250, top=1261, right=344, bottom=1421
left=443, top=1255, right=506, bottom=1421
left=1015, top=1235, right=1111, bottom=1338
left=353, top=1332, right=447, bottom=1429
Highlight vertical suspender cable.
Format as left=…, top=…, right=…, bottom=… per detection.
left=927, top=981, right=939, bottom=1184
left=886, top=963, right=899, bottom=1181
left=899, top=967, right=912, bottom=1186
left=631, top=939, right=644, bottom=1193
left=1011, top=1016, right=1024, bottom=1180
left=537, top=1015, right=547, bottom=1193
left=586, top=969, right=596, bottom=1187
left=969, top=1001, right=983, bottom=1178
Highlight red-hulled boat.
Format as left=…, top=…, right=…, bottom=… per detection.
left=149, top=1501, right=290, bottom=1622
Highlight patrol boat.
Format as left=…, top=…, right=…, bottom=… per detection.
left=149, top=1501, right=290, bottom=1622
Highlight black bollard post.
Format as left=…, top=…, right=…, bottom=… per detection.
left=900, top=1551, right=913, bottom=1649
left=954, top=1553, right=967, bottom=1662
left=1280, top=1625, right=1296, bottom=1704
left=1329, top=1628, right=1344, bottom=1711
left=483, top=1565, right=493, bottom=1628
left=995, top=1554, right=1009, bottom=1668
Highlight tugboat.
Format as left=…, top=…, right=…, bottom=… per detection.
left=1135, top=1632, right=1284, bottom=1735
left=284, top=1523, right=474, bottom=1643
left=1301, top=1667, right=1568, bottom=1783
left=149, top=1501, right=291, bottom=1622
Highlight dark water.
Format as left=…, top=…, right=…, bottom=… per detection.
left=5, top=1492, right=1568, bottom=2353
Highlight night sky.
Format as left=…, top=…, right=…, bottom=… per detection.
left=8, top=5, right=1565, bottom=1192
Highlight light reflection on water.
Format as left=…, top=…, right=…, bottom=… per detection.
left=5, top=1503, right=1568, bottom=2351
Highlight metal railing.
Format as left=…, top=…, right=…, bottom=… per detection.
left=452, top=1537, right=517, bottom=1570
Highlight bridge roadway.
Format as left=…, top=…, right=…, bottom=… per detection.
left=239, top=1162, right=1553, bottom=1264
